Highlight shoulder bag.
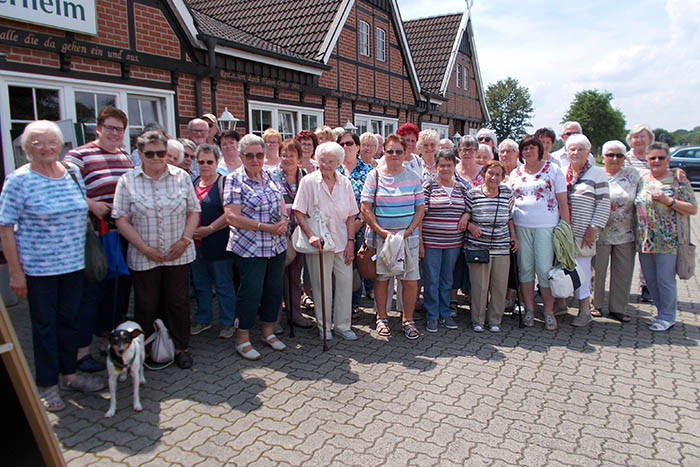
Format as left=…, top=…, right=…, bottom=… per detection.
left=62, top=162, right=108, bottom=283
left=291, top=176, right=336, bottom=254
left=356, top=172, right=379, bottom=279
left=674, top=178, right=696, bottom=280
left=465, top=187, right=501, bottom=263
left=144, top=318, right=175, bottom=370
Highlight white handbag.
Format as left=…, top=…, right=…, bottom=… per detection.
left=292, top=178, right=335, bottom=254
left=548, top=263, right=587, bottom=298
left=144, top=318, right=175, bottom=370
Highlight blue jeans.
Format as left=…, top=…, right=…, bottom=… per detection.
left=233, top=252, right=285, bottom=330
left=423, top=247, right=462, bottom=321
left=191, top=250, right=236, bottom=326
left=452, top=249, right=470, bottom=293
left=639, top=252, right=677, bottom=322
left=26, top=270, right=84, bottom=387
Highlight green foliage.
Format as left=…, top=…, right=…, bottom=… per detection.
left=562, top=89, right=626, bottom=155
left=652, top=127, right=700, bottom=147
left=485, top=77, right=534, bottom=142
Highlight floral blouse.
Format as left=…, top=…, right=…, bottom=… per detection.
left=599, top=167, right=640, bottom=245
left=635, top=172, right=696, bottom=255
left=337, top=158, right=373, bottom=208
left=508, top=160, right=567, bottom=229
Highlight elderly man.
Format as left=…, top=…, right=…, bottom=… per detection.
left=201, top=113, right=219, bottom=145
left=551, top=121, right=595, bottom=169
left=185, top=118, right=209, bottom=178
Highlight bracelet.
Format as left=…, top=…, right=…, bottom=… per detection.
left=257, top=222, right=261, bottom=231
left=281, top=213, right=289, bottom=219
left=669, top=199, right=676, bottom=208
left=181, top=236, right=193, bottom=245
left=347, top=239, right=355, bottom=243
left=209, top=224, right=215, bottom=232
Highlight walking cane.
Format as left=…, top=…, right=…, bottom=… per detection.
left=510, top=249, right=524, bottom=328
left=318, top=250, right=328, bottom=351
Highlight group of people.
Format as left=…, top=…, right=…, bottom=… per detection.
left=0, top=106, right=695, bottom=412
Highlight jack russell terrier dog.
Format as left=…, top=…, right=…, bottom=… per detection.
left=105, top=321, right=145, bottom=418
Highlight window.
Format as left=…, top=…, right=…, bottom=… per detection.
left=463, top=66, right=469, bottom=91
left=376, top=28, right=386, bottom=62
left=359, top=21, right=370, bottom=57
left=0, top=71, right=175, bottom=175
left=421, top=123, right=449, bottom=140
left=455, top=64, right=462, bottom=88
left=248, top=101, right=324, bottom=139
left=355, top=114, right=398, bottom=137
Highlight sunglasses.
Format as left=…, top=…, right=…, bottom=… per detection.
left=604, top=153, right=625, bottom=159
left=478, top=137, right=491, bottom=142
left=197, top=159, right=216, bottom=165
left=385, top=149, right=404, bottom=155
left=563, top=131, right=580, bottom=137
left=648, top=156, right=667, bottom=161
left=339, top=141, right=355, bottom=147
left=244, top=152, right=265, bottom=160
left=143, top=150, right=167, bottom=159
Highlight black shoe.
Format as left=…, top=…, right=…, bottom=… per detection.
left=640, top=286, right=653, bottom=303
left=77, top=355, right=106, bottom=373
left=175, top=351, right=193, bottom=369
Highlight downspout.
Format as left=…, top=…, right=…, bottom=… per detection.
left=195, top=36, right=218, bottom=117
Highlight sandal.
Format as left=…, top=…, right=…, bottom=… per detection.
left=449, top=300, right=458, bottom=311
left=301, top=294, right=315, bottom=311
left=261, top=334, right=286, bottom=351
left=60, top=374, right=105, bottom=392
left=402, top=321, right=419, bottom=340
left=376, top=318, right=391, bottom=337
left=609, top=312, right=631, bottom=323
left=544, top=314, right=558, bottom=331
left=523, top=310, right=534, bottom=327
left=591, top=308, right=604, bottom=318
left=351, top=307, right=361, bottom=319
left=39, top=386, right=65, bottom=412
left=649, top=320, right=675, bottom=332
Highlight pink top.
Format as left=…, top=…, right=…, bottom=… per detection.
left=293, top=171, right=359, bottom=253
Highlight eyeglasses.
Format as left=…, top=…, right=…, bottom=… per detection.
left=244, top=152, right=265, bottom=160
left=648, top=156, right=667, bottom=161
left=339, top=141, right=355, bottom=147
left=142, top=150, right=167, bottom=159
left=101, top=124, right=125, bottom=133
left=197, top=159, right=216, bottom=165
left=477, top=137, right=491, bottom=143
left=30, top=140, right=60, bottom=149
left=385, top=149, right=404, bottom=155
left=604, top=153, right=625, bottom=159
left=563, top=131, right=580, bottom=137
left=459, top=147, right=477, bottom=152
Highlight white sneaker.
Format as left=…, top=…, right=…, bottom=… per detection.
left=489, top=325, right=501, bottom=333
left=319, top=330, right=333, bottom=341
left=335, top=329, right=358, bottom=341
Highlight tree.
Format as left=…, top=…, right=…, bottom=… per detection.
left=485, top=77, right=534, bottom=142
left=653, top=128, right=675, bottom=146
left=562, top=90, right=626, bottom=155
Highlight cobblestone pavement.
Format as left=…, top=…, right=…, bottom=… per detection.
left=8, top=203, right=700, bottom=466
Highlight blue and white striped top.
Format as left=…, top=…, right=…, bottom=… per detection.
left=0, top=164, right=88, bottom=276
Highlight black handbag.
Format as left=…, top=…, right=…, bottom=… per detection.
left=465, top=187, right=501, bottom=264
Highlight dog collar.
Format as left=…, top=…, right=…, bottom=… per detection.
left=108, top=348, right=136, bottom=370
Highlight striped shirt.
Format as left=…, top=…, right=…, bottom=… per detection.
left=63, top=141, right=133, bottom=203
left=624, top=150, right=649, bottom=170
left=568, top=165, right=611, bottom=239
left=360, top=168, right=424, bottom=243
left=465, top=186, right=514, bottom=256
left=0, top=164, right=88, bottom=275
left=422, top=179, right=469, bottom=249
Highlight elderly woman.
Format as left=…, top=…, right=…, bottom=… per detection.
left=217, top=130, right=241, bottom=175
left=417, top=129, right=440, bottom=179
left=293, top=142, right=360, bottom=340
left=592, top=140, right=640, bottom=323
left=178, top=138, right=197, bottom=168
left=262, top=128, right=281, bottom=170
left=564, top=134, right=611, bottom=327
left=166, top=139, right=185, bottom=166
left=189, top=144, right=237, bottom=339
left=625, top=124, right=655, bottom=170
left=361, top=134, right=425, bottom=339
left=535, top=128, right=556, bottom=163
left=176, top=142, right=196, bottom=176
left=395, top=123, right=423, bottom=175
left=498, top=139, right=520, bottom=180
left=224, top=134, right=289, bottom=359
left=465, top=161, right=519, bottom=332
left=295, top=130, right=319, bottom=174
left=635, top=142, right=697, bottom=331
left=420, top=150, right=469, bottom=332
left=359, top=132, right=379, bottom=168
left=439, top=138, right=454, bottom=151
left=0, top=121, right=103, bottom=411
left=508, top=135, right=569, bottom=330
left=477, top=128, right=498, bottom=152
left=315, top=126, right=335, bottom=144
left=475, top=144, right=493, bottom=167
left=337, top=131, right=373, bottom=314
left=113, top=131, right=200, bottom=369
left=273, top=139, right=313, bottom=329
left=455, top=136, right=483, bottom=187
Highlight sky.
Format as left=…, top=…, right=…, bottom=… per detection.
left=399, top=0, right=700, bottom=133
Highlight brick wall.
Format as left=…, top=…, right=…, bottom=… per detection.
left=91, top=0, right=129, bottom=48
left=215, top=80, right=245, bottom=122
left=130, top=66, right=170, bottom=82
left=71, top=56, right=121, bottom=76
left=134, top=3, right=180, bottom=59
left=0, top=45, right=59, bottom=68
left=177, top=73, right=197, bottom=119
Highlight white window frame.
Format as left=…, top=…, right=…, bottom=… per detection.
left=0, top=70, right=175, bottom=175
left=455, top=64, right=461, bottom=88
left=421, top=122, right=449, bottom=140
left=376, top=27, right=386, bottom=62
left=359, top=21, right=370, bottom=57
left=463, top=66, right=469, bottom=91
left=354, top=114, right=398, bottom=137
left=247, top=100, right=324, bottom=138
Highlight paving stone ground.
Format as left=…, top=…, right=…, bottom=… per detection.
left=8, top=197, right=700, bottom=466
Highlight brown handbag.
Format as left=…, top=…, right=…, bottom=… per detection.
left=356, top=173, right=378, bottom=279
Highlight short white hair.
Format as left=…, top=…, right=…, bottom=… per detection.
left=476, top=128, right=498, bottom=148
left=417, top=129, right=440, bottom=152
left=332, top=127, right=345, bottom=141
left=21, top=120, right=64, bottom=161
left=360, top=132, right=378, bottom=146
left=439, top=138, right=454, bottom=149
left=560, top=121, right=582, bottom=134
left=498, top=138, right=518, bottom=152
left=315, top=141, right=345, bottom=166
left=565, top=133, right=591, bottom=152
left=626, top=124, right=655, bottom=146
left=602, top=140, right=627, bottom=155
left=478, top=144, right=493, bottom=158
left=239, top=134, right=266, bottom=155
left=167, top=139, right=184, bottom=165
